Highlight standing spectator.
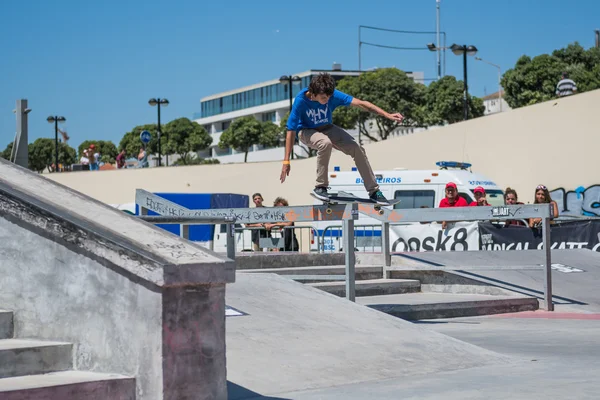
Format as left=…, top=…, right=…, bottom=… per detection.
left=116, top=149, right=127, bottom=169
left=556, top=72, right=577, bottom=98
left=504, top=187, right=526, bottom=226
left=439, top=182, right=468, bottom=229
left=529, top=185, right=559, bottom=228
left=245, top=193, right=271, bottom=252
left=266, top=197, right=299, bottom=252
left=89, top=144, right=100, bottom=171
left=469, top=186, right=490, bottom=206
left=79, top=149, right=90, bottom=166
left=137, top=147, right=149, bottom=168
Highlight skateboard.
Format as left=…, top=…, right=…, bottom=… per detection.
left=310, top=191, right=400, bottom=215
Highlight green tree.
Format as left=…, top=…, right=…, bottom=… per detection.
left=218, top=116, right=281, bottom=162
left=501, top=42, right=600, bottom=109
left=118, top=124, right=160, bottom=161
left=28, top=138, right=76, bottom=173
left=163, top=118, right=212, bottom=165
left=1, top=142, right=13, bottom=160
left=332, top=68, right=426, bottom=142
left=423, top=76, right=485, bottom=125
left=78, top=140, right=118, bottom=163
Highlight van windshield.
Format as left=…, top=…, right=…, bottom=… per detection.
left=475, top=189, right=505, bottom=206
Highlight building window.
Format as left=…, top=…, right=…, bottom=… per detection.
left=222, top=121, right=231, bottom=131
left=262, top=111, right=276, bottom=122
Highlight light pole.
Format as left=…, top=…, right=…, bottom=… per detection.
left=475, top=57, right=502, bottom=112
left=279, top=75, right=301, bottom=158
left=148, top=98, right=169, bottom=167
left=46, top=115, right=66, bottom=172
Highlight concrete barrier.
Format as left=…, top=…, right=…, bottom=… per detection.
left=0, top=159, right=234, bottom=399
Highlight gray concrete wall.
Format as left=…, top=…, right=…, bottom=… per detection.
left=0, top=216, right=164, bottom=397
left=0, top=159, right=234, bottom=399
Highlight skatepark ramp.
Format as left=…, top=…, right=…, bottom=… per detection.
left=0, top=159, right=234, bottom=399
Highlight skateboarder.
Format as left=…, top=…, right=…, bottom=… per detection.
left=279, top=73, right=404, bottom=205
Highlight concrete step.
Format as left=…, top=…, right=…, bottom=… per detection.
left=240, top=265, right=383, bottom=282
left=309, top=279, right=421, bottom=297
left=0, top=310, right=13, bottom=339
left=0, top=371, right=135, bottom=400
left=0, top=339, right=72, bottom=378
left=358, top=293, right=539, bottom=320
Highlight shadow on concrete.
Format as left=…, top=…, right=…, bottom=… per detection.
left=228, top=381, right=291, bottom=400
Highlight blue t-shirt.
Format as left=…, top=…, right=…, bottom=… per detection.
left=286, top=88, right=354, bottom=131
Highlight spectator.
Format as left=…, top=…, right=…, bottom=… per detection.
left=137, top=147, right=149, bottom=168
left=504, top=187, right=526, bottom=226
left=246, top=193, right=271, bottom=252
left=439, top=182, right=468, bottom=229
left=266, top=197, right=299, bottom=252
left=529, top=184, right=559, bottom=228
left=89, top=144, right=100, bottom=171
left=116, top=149, right=126, bottom=169
left=79, top=149, right=90, bottom=166
left=469, top=186, right=490, bottom=207
left=556, top=72, right=577, bottom=98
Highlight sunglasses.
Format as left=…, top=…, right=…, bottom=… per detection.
left=536, top=185, right=547, bottom=190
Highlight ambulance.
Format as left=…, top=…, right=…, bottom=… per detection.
left=312, top=161, right=505, bottom=252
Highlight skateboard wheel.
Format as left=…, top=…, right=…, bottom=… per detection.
left=378, top=209, right=384, bottom=215
left=326, top=208, right=333, bottom=215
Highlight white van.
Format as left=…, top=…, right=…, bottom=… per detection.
left=313, top=161, right=505, bottom=252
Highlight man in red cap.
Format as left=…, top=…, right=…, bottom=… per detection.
left=469, top=186, right=490, bottom=207
left=439, top=182, right=468, bottom=229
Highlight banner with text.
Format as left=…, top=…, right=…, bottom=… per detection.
left=478, top=220, right=600, bottom=252
left=390, top=222, right=480, bottom=252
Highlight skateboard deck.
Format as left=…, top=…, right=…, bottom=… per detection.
left=310, top=191, right=400, bottom=214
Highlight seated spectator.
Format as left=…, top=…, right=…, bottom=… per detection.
left=245, top=193, right=271, bottom=252
left=529, top=184, right=559, bottom=228
left=504, top=187, right=526, bottom=226
left=439, top=182, right=468, bottom=229
left=265, top=197, right=299, bottom=252
left=469, top=186, right=491, bottom=206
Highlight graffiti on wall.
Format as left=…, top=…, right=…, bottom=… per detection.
left=550, top=185, right=600, bottom=217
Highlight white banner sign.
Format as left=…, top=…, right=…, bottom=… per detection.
left=390, top=222, right=480, bottom=252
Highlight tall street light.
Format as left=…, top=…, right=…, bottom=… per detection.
left=475, top=57, right=502, bottom=112
left=46, top=115, right=66, bottom=172
left=148, top=98, right=169, bottom=167
left=450, top=44, right=478, bottom=120
left=279, top=75, right=301, bottom=159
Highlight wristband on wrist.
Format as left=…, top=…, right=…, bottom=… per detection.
left=282, top=160, right=290, bottom=165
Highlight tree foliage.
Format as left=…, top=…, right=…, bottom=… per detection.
left=172, top=153, right=221, bottom=166
left=501, top=42, right=600, bottom=108
left=28, top=138, right=76, bottom=173
left=333, top=68, right=427, bottom=142
left=77, top=140, right=118, bottom=163
left=163, top=117, right=212, bottom=163
left=423, top=75, right=485, bottom=125
left=1, top=142, right=13, bottom=160
left=219, top=116, right=281, bottom=162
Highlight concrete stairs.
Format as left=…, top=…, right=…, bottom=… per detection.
left=239, top=264, right=539, bottom=320
left=0, top=309, right=135, bottom=400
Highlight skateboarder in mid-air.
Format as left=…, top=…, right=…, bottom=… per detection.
left=279, top=73, right=404, bottom=205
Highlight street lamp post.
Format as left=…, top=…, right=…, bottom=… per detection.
left=475, top=57, right=502, bottom=112
left=46, top=115, right=66, bottom=172
left=450, top=44, right=478, bottom=121
left=279, top=75, right=302, bottom=159
left=148, top=98, right=169, bottom=167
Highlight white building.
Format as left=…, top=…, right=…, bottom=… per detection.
left=481, top=90, right=512, bottom=115
left=193, top=65, right=425, bottom=163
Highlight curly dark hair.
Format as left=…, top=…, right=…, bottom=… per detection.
left=308, top=73, right=336, bottom=96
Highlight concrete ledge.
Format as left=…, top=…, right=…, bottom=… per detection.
left=235, top=252, right=345, bottom=270
left=364, top=296, right=539, bottom=320
left=309, top=279, right=421, bottom=297
left=0, top=371, right=135, bottom=400
left=0, top=340, right=72, bottom=378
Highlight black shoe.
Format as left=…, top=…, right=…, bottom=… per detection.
left=370, top=190, right=390, bottom=205
left=312, top=186, right=330, bottom=200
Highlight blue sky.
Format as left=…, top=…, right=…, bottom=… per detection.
left=1, top=0, right=598, bottom=151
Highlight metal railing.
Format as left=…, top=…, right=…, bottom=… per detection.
left=232, top=225, right=320, bottom=253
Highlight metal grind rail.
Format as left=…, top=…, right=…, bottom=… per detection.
left=135, top=189, right=555, bottom=310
